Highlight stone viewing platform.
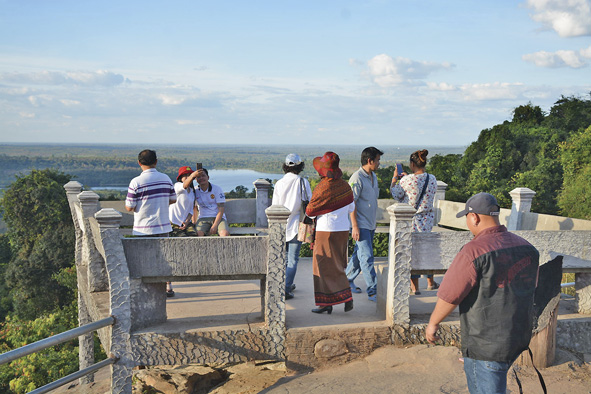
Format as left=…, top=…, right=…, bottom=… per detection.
left=62, top=179, right=591, bottom=393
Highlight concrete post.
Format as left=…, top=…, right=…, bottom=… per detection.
left=434, top=181, right=448, bottom=225
left=78, top=191, right=109, bottom=292
left=95, top=208, right=133, bottom=394
left=575, top=273, right=591, bottom=314
left=386, top=203, right=416, bottom=326
left=254, top=179, right=271, bottom=228
left=64, top=182, right=95, bottom=385
left=264, top=205, right=290, bottom=334
left=507, top=188, right=536, bottom=230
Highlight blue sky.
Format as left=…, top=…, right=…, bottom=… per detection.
left=0, top=0, right=590, bottom=146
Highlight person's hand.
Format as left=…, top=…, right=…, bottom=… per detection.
left=351, top=225, right=360, bottom=242
left=179, top=222, right=187, bottom=230
left=209, top=224, right=218, bottom=235
left=426, top=322, right=440, bottom=344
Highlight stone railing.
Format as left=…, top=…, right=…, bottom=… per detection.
left=64, top=181, right=591, bottom=393
left=64, top=180, right=288, bottom=394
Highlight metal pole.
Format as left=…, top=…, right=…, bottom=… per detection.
left=0, top=316, right=114, bottom=366
left=28, top=356, right=116, bottom=394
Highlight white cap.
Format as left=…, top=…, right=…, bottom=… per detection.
left=285, top=153, right=302, bottom=166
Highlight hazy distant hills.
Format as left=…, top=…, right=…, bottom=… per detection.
left=0, top=143, right=465, bottom=188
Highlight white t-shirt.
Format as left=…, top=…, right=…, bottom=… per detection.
left=169, top=182, right=196, bottom=226
left=316, top=202, right=355, bottom=232
left=272, top=173, right=312, bottom=242
left=195, top=182, right=226, bottom=219
left=125, top=168, right=176, bottom=235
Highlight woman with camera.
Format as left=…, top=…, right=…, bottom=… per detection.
left=391, top=149, right=439, bottom=295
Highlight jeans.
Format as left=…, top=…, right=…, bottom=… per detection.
left=463, top=357, right=511, bottom=394
left=346, top=228, right=377, bottom=296
left=285, top=236, right=302, bottom=293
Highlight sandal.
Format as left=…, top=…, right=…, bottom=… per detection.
left=427, top=282, right=440, bottom=291
left=166, top=289, right=175, bottom=297
left=410, top=290, right=421, bottom=295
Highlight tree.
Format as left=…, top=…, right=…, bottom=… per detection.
left=0, top=169, right=75, bottom=320
left=557, top=126, right=591, bottom=220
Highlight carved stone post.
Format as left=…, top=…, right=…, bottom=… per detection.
left=79, top=191, right=108, bottom=292
left=434, top=181, right=447, bottom=225
left=254, top=179, right=271, bottom=228
left=264, top=205, right=290, bottom=357
left=386, top=203, right=416, bottom=326
left=64, top=182, right=95, bottom=384
left=575, top=273, right=591, bottom=314
left=507, top=188, right=536, bottom=230
left=95, top=209, right=133, bottom=394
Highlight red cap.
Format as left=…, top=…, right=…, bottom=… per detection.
left=176, top=166, right=193, bottom=182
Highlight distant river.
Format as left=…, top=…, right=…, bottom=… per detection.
left=91, top=169, right=283, bottom=193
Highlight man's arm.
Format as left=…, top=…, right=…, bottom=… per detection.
left=426, top=298, right=457, bottom=344
left=350, top=207, right=360, bottom=241
left=125, top=206, right=135, bottom=212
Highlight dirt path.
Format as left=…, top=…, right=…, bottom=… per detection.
left=55, top=344, right=590, bottom=394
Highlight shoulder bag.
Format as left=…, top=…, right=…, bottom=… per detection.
left=297, top=177, right=315, bottom=243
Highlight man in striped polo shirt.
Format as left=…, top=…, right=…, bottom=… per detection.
left=125, top=149, right=177, bottom=295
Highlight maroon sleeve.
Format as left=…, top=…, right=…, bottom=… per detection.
left=437, top=247, right=478, bottom=305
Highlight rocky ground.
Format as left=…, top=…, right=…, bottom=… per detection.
left=52, top=344, right=590, bottom=394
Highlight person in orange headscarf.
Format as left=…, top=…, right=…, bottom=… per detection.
left=306, top=152, right=356, bottom=314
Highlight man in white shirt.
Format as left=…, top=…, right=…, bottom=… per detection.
left=125, top=149, right=177, bottom=296
left=193, top=168, right=230, bottom=237
left=271, top=153, right=312, bottom=299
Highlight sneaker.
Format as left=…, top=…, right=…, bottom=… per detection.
left=290, top=284, right=296, bottom=292
left=285, top=292, right=294, bottom=300
left=349, top=280, right=362, bottom=294
left=368, top=294, right=377, bottom=302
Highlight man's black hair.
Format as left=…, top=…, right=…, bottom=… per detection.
left=360, top=147, right=384, bottom=166
left=282, top=162, right=305, bottom=174
left=138, top=149, right=157, bottom=166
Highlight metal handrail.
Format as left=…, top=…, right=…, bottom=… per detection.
left=28, top=356, right=117, bottom=394
left=0, top=316, right=114, bottom=365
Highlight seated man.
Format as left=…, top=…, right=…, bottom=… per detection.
left=193, top=168, right=230, bottom=236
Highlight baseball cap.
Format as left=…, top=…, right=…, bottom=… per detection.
left=456, top=192, right=500, bottom=218
left=285, top=153, right=302, bottom=167
left=176, top=166, right=193, bottom=182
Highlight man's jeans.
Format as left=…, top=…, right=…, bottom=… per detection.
left=463, top=357, right=511, bottom=394
left=346, top=228, right=377, bottom=296
left=285, top=236, right=302, bottom=293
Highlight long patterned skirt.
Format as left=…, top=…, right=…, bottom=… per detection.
left=313, top=230, right=353, bottom=306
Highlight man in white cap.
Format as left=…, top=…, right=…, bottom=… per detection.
left=272, top=153, right=312, bottom=300
left=426, top=192, right=539, bottom=393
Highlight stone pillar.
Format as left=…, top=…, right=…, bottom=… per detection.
left=264, top=205, right=290, bottom=358
left=63, top=181, right=95, bottom=384
left=386, top=203, right=416, bottom=326
left=95, top=209, right=133, bottom=394
left=434, top=181, right=447, bottom=225
left=79, top=191, right=109, bottom=292
left=575, top=273, right=591, bottom=314
left=507, top=188, right=536, bottom=230
left=254, top=179, right=271, bottom=228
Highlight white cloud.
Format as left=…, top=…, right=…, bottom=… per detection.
left=366, top=54, right=454, bottom=87
left=160, top=94, right=186, bottom=105
left=523, top=46, right=591, bottom=68
left=526, top=0, right=591, bottom=37
left=0, top=70, right=124, bottom=86
left=459, top=82, right=525, bottom=101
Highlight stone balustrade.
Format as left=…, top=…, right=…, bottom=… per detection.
left=64, top=181, right=591, bottom=394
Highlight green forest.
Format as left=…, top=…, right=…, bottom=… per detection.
left=0, top=94, right=590, bottom=392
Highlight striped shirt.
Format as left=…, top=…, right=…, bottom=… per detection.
left=125, top=168, right=176, bottom=235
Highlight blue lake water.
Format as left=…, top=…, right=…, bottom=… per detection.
left=91, top=169, right=283, bottom=193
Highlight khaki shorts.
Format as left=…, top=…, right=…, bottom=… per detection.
left=170, top=223, right=197, bottom=237
left=195, top=217, right=229, bottom=234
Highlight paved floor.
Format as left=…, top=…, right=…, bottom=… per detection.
left=161, top=257, right=454, bottom=333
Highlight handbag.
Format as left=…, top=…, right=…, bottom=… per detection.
left=297, top=177, right=315, bottom=243
left=297, top=221, right=315, bottom=243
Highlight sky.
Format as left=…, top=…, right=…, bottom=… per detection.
left=0, top=0, right=590, bottom=147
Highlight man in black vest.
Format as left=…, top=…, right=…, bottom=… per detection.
left=426, top=192, right=539, bottom=393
